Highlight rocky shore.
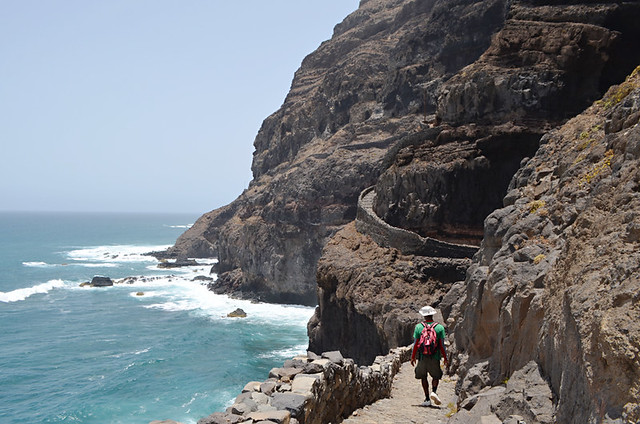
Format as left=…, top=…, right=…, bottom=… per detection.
left=196, top=348, right=410, bottom=424
left=163, top=0, right=640, bottom=422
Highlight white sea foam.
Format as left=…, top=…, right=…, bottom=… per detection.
left=66, top=244, right=170, bottom=264
left=0, top=279, right=67, bottom=303
left=22, top=261, right=52, bottom=268
left=165, top=224, right=193, bottom=229
left=23, top=261, right=119, bottom=268
left=134, top=274, right=315, bottom=327
left=257, top=343, right=309, bottom=359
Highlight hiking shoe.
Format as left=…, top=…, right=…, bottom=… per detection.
left=420, top=399, right=432, bottom=407
left=430, top=392, right=442, bottom=405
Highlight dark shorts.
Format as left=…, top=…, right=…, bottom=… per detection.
left=415, top=355, right=443, bottom=380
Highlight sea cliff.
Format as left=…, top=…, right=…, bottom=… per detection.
left=167, top=0, right=640, bottom=422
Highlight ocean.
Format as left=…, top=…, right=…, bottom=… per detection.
left=0, top=212, right=314, bottom=424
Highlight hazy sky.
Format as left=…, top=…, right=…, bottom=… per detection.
left=0, top=1, right=359, bottom=214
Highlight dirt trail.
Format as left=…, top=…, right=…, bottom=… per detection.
left=342, top=361, right=458, bottom=424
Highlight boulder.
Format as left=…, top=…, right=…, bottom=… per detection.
left=149, top=421, right=184, bottom=424
left=196, top=412, right=245, bottom=424
left=157, top=258, right=199, bottom=268
left=90, top=276, right=113, bottom=287
left=268, top=367, right=303, bottom=380
left=248, top=410, right=291, bottom=424
left=270, top=393, right=308, bottom=418
left=227, top=308, right=247, bottom=318
left=321, top=351, right=344, bottom=365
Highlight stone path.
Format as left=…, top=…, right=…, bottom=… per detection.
left=342, top=361, right=457, bottom=424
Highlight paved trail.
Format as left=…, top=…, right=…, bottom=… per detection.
left=342, top=361, right=458, bottom=424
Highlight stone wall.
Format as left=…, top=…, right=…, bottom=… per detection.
left=197, top=347, right=411, bottom=424
left=355, top=186, right=478, bottom=259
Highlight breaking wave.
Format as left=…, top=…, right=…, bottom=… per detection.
left=0, top=280, right=67, bottom=303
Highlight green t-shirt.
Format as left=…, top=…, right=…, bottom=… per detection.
left=413, top=321, right=446, bottom=360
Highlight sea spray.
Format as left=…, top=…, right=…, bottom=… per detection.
left=0, top=212, right=313, bottom=424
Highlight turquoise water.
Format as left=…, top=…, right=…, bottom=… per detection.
left=0, top=212, right=314, bottom=424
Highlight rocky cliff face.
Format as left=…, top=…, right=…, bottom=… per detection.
left=169, top=1, right=640, bottom=419
left=446, top=67, right=640, bottom=423
left=303, top=0, right=640, bottom=423
left=168, top=0, right=511, bottom=304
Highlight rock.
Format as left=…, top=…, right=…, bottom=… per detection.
left=291, top=373, right=322, bottom=395
left=160, top=0, right=519, bottom=306
left=269, top=367, right=303, bottom=380
left=90, top=276, right=113, bottom=287
left=494, top=361, right=554, bottom=424
left=460, top=386, right=506, bottom=411
left=193, top=275, right=214, bottom=282
left=308, top=222, right=470, bottom=365
left=321, top=351, right=344, bottom=365
left=283, top=358, right=306, bottom=369
left=449, top=67, right=640, bottom=423
left=248, top=410, right=291, bottom=424
left=302, top=361, right=324, bottom=374
left=260, top=381, right=277, bottom=396
left=242, top=381, right=261, bottom=393
left=136, top=292, right=144, bottom=296
left=479, top=415, right=503, bottom=424
left=196, top=412, right=245, bottom=424
left=164, top=0, right=640, bottom=421
left=306, top=351, right=321, bottom=361
left=270, top=393, right=308, bottom=418
left=157, top=258, right=199, bottom=268
left=149, top=421, right=184, bottom=424
left=227, top=308, right=247, bottom=318
left=230, top=398, right=256, bottom=415
left=503, top=415, right=527, bottom=424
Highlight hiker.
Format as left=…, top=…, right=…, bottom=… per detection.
left=410, top=305, right=448, bottom=407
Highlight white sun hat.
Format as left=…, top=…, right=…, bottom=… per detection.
left=419, top=305, right=437, bottom=316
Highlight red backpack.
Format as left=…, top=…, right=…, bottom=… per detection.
left=418, top=321, right=439, bottom=356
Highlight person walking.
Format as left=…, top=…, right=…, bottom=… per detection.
left=410, top=305, right=449, bottom=407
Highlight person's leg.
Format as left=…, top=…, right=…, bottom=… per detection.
left=426, top=357, right=443, bottom=405
left=432, top=378, right=439, bottom=393
left=415, top=357, right=433, bottom=406
left=421, top=378, right=430, bottom=399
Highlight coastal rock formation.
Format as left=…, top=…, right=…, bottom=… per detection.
left=166, top=0, right=512, bottom=304
left=308, top=0, right=640, bottom=373
left=79, top=276, right=114, bottom=287
left=167, top=1, right=640, bottom=420
left=308, top=222, right=469, bottom=365
left=445, top=67, right=640, bottom=424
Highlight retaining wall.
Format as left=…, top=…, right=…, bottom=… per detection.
left=197, top=347, right=412, bottom=424
left=355, top=186, right=478, bottom=258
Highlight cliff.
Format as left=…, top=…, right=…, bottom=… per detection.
left=444, top=66, right=640, bottom=423
left=168, top=1, right=640, bottom=421
left=166, top=0, right=512, bottom=305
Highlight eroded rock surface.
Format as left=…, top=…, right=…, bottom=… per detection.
left=166, top=0, right=511, bottom=304
left=446, top=67, right=640, bottom=424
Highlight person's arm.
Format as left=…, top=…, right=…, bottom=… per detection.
left=411, top=337, right=419, bottom=366
left=439, top=337, right=448, bottom=366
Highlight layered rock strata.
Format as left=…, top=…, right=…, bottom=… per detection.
left=445, top=67, right=640, bottom=424
left=308, top=0, right=640, bottom=369
left=166, top=0, right=512, bottom=305
left=309, top=221, right=468, bottom=365
left=197, top=348, right=411, bottom=424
